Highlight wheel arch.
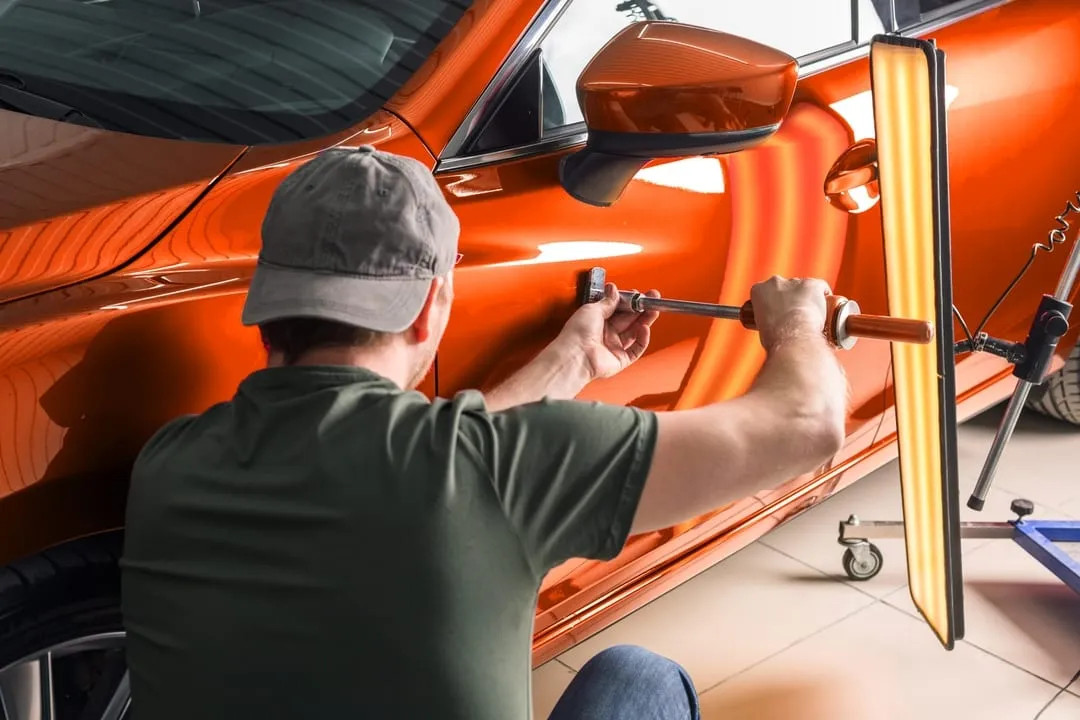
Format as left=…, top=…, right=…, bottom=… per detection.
left=0, top=473, right=127, bottom=569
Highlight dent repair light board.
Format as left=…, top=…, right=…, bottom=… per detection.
left=870, top=34, right=964, bottom=649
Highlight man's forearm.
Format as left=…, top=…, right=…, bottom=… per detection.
left=483, top=342, right=593, bottom=412
left=748, top=331, right=848, bottom=447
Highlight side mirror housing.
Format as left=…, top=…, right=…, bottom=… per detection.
left=560, top=21, right=798, bottom=207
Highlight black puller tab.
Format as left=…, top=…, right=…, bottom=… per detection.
left=1013, top=294, right=1072, bottom=384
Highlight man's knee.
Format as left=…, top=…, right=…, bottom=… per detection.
left=580, top=644, right=682, bottom=679
left=581, top=644, right=698, bottom=709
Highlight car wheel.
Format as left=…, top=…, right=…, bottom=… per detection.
left=0, top=533, right=129, bottom=720
left=1027, top=336, right=1080, bottom=425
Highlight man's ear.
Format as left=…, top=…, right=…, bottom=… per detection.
left=409, top=276, right=445, bottom=344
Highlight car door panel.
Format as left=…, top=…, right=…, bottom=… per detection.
left=436, top=151, right=734, bottom=408
left=798, top=0, right=1080, bottom=449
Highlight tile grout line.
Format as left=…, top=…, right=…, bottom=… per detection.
left=956, top=639, right=1073, bottom=690
left=875, top=601, right=1072, bottom=691
left=695, top=597, right=883, bottom=697
left=1067, top=666, right=1080, bottom=698
left=758, top=538, right=898, bottom=603
left=1033, top=688, right=1066, bottom=720
left=554, top=658, right=576, bottom=674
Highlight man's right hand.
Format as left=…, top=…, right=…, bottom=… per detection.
left=749, top=275, right=832, bottom=351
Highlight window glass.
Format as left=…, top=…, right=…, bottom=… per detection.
left=0, top=0, right=467, bottom=144
left=540, top=0, right=854, bottom=133
left=865, top=0, right=973, bottom=34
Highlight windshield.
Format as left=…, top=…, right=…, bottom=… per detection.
left=0, top=0, right=467, bottom=144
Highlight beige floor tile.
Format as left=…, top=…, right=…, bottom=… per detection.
left=958, top=404, right=1080, bottom=510
left=1069, top=674, right=1080, bottom=696
left=759, top=454, right=1049, bottom=599
left=531, top=660, right=575, bottom=720
left=698, top=602, right=1058, bottom=720
left=884, top=538, right=1080, bottom=688
left=1039, top=691, right=1080, bottom=720
left=1058, top=497, right=1080, bottom=519
left=555, top=543, right=873, bottom=690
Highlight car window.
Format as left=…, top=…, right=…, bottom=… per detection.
left=0, top=0, right=467, bottom=145
left=866, top=0, right=977, bottom=32
left=540, top=0, right=855, bottom=134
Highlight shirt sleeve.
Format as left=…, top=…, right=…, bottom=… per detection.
left=452, top=391, right=658, bottom=574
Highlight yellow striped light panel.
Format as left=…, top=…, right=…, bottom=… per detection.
left=871, top=35, right=964, bottom=650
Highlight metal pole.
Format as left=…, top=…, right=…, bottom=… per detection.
left=968, top=233, right=1080, bottom=510
left=619, top=291, right=743, bottom=320
left=967, top=384, right=1035, bottom=510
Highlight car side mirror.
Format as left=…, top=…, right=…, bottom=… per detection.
left=559, top=21, right=798, bottom=207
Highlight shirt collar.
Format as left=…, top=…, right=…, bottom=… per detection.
left=238, top=365, right=399, bottom=394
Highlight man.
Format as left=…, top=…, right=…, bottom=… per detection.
left=121, top=146, right=848, bottom=719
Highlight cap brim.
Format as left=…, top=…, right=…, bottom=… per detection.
left=241, top=262, right=431, bottom=333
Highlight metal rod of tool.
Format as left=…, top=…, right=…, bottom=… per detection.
left=967, top=233, right=1080, bottom=510
left=618, top=291, right=742, bottom=319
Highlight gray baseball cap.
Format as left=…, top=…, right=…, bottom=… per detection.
left=241, top=146, right=460, bottom=332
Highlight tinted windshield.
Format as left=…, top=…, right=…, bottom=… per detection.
left=0, top=0, right=467, bottom=144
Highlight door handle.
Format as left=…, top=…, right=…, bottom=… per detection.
left=824, top=139, right=879, bottom=213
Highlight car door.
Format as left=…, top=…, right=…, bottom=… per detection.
left=802, top=0, right=1080, bottom=443
left=430, top=0, right=898, bottom=652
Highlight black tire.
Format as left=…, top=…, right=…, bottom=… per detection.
left=1027, top=337, right=1080, bottom=425
left=0, top=532, right=128, bottom=718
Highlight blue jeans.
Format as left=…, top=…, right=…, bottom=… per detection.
left=547, top=645, right=700, bottom=720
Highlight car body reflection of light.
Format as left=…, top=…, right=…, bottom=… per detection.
left=490, top=241, right=643, bottom=267
left=633, top=157, right=726, bottom=194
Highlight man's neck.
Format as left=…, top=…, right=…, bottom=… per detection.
left=267, top=346, right=411, bottom=388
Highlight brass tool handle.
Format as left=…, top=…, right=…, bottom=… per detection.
left=843, top=314, right=934, bottom=344
left=738, top=296, right=934, bottom=347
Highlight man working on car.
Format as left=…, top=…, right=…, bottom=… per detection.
left=120, top=146, right=848, bottom=720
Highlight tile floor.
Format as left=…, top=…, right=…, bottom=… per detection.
left=532, top=402, right=1080, bottom=719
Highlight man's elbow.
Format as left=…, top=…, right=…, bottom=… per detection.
left=770, top=393, right=846, bottom=471
left=797, top=407, right=846, bottom=467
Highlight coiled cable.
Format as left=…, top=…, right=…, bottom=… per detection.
left=972, top=190, right=1080, bottom=338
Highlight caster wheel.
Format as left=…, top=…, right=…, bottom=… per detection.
left=842, top=544, right=883, bottom=581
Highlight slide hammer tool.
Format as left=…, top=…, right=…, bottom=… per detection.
left=580, top=267, right=934, bottom=349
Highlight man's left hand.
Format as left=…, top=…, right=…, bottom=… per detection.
left=554, top=282, right=661, bottom=380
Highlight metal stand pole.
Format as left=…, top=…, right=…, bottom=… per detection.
left=967, top=234, right=1080, bottom=510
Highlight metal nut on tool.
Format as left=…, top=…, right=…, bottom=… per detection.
left=830, top=298, right=860, bottom=350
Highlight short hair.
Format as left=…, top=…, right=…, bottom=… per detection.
left=258, top=317, right=389, bottom=365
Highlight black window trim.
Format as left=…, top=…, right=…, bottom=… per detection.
left=436, top=0, right=1010, bottom=174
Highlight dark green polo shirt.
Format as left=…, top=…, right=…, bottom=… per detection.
left=120, top=365, right=656, bottom=720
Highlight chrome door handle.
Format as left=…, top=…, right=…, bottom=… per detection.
left=824, top=139, right=879, bottom=214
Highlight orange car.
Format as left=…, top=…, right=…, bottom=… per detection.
left=1, top=0, right=1079, bottom=713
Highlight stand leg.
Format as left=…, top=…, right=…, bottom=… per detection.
left=966, top=382, right=1034, bottom=510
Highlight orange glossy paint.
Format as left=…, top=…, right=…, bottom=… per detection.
left=579, top=21, right=798, bottom=135
left=0, top=111, right=435, bottom=566
left=0, top=0, right=1078, bottom=672
left=0, top=109, right=243, bottom=303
